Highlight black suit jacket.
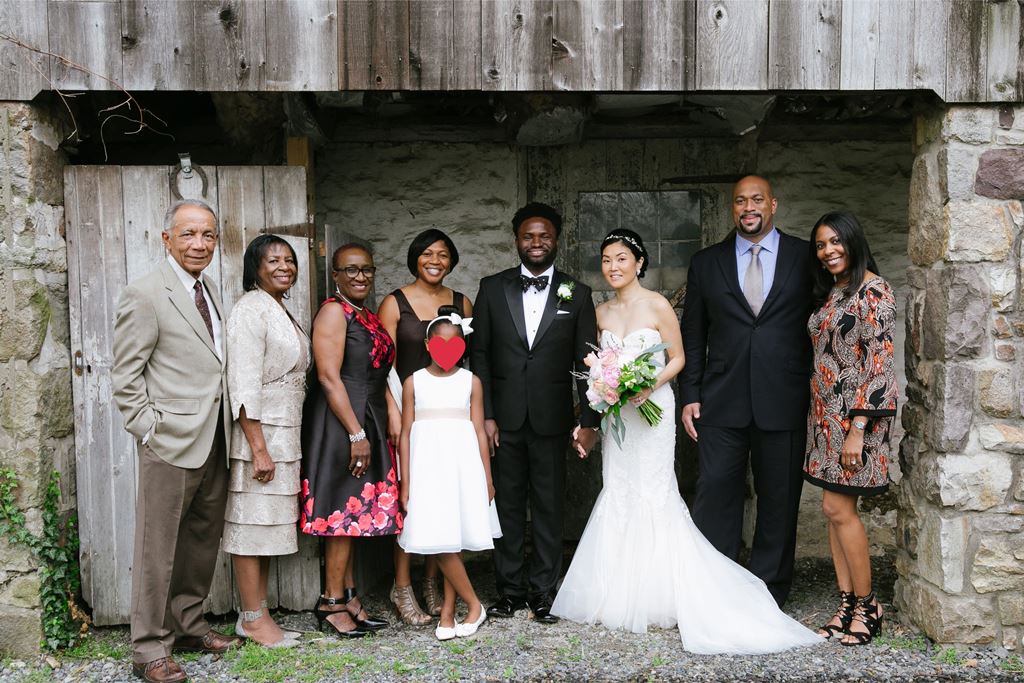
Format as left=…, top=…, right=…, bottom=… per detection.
left=472, top=267, right=600, bottom=436
left=679, top=230, right=813, bottom=431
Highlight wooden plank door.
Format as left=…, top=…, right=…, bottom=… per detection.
left=66, top=165, right=315, bottom=625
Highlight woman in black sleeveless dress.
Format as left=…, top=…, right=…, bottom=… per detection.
left=301, top=244, right=397, bottom=637
left=378, top=229, right=472, bottom=624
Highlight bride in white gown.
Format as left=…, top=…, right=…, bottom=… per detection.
left=552, top=230, right=822, bottom=655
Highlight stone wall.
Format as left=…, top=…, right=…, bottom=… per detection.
left=897, top=104, right=1024, bottom=648
left=0, top=101, right=72, bottom=656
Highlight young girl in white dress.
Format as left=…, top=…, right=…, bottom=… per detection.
left=398, top=306, right=500, bottom=641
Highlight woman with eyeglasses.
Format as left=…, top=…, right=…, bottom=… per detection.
left=377, top=229, right=472, bottom=625
left=300, top=244, right=398, bottom=638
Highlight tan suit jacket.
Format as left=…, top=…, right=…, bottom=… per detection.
left=113, top=260, right=232, bottom=468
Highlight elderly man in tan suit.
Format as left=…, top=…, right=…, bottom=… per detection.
left=113, top=199, right=242, bottom=683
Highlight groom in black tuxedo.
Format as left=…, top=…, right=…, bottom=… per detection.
left=472, top=202, right=600, bottom=624
left=679, top=176, right=813, bottom=607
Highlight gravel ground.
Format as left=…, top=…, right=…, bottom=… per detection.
left=3, top=555, right=1023, bottom=682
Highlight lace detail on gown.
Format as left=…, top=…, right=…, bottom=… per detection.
left=551, top=329, right=822, bottom=655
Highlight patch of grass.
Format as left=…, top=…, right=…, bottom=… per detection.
left=20, top=670, right=51, bottom=683
left=227, top=641, right=429, bottom=683
left=933, top=646, right=963, bottom=666
left=502, top=664, right=515, bottom=679
left=874, top=633, right=929, bottom=651
left=63, top=633, right=130, bottom=660
left=443, top=639, right=474, bottom=656
left=515, top=633, right=532, bottom=651
left=556, top=634, right=584, bottom=663
left=445, top=663, right=462, bottom=681
left=650, top=654, right=668, bottom=667
left=1001, top=654, right=1024, bottom=673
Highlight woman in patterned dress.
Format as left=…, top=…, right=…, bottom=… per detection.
left=301, top=244, right=398, bottom=637
left=804, top=212, right=898, bottom=647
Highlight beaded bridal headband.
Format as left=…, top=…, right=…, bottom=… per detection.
left=605, top=233, right=645, bottom=254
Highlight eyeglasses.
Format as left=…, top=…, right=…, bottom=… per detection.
left=334, top=266, right=377, bottom=278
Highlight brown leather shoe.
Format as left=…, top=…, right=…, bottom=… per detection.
left=132, top=657, right=187, bottom=683
left=172, top=629, right=243, bottom=654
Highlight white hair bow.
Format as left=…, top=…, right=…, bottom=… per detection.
left=427, top=312, right=474, bottom=336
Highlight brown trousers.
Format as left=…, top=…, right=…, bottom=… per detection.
left=130, top=428, right=227, bottom=664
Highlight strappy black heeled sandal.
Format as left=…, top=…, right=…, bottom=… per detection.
left=314, top=596, right=369, bottom=638
left=817, top=590, right=856, bottom=640
left=842, top=592, right=882, bottom=646
left=343, top=587, right=389, bottom=631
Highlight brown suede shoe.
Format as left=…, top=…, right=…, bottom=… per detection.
left=132, top=657, right=187, bottom=683
left=172, top=629, right=243, bottom=654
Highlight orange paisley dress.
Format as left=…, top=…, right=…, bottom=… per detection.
left=803, top=276, right=897, bottom=496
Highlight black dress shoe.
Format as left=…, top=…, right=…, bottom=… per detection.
left=487, top=596, right=527, bottom=618
left=527, top=595, right=560, bottom=624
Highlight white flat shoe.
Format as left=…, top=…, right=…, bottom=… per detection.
left=435, top=622, right=459, bottom=641
left=455, top=604, right=487, bottom=637
left=236, top=613, right=301, bottom=648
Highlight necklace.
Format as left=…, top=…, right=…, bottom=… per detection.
left=335, top=288, right=364, bottom=312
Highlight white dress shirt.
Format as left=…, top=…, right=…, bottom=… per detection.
left=521, top=263, right=554, bottom=349
left=735, top=227, right=780, bottom=307
left=167, top=255, right=223, bottom=360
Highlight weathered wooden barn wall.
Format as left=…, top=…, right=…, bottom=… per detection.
left=1, top=0, right=1021, bottom=102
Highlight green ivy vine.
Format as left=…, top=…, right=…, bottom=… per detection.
left=0, top=468, right=83, bottom=650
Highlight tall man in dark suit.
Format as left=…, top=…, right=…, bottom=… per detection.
left=679, top=176, right=813, bottom=607
left=472, top=202, right=600, bottom=624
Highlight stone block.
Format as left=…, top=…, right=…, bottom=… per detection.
left=1004, top=627, right=1020, bottom=651
left=896, top=577, right=997, bottom=644
left=0, top=604, right=41, bottom=657
left=907, top=152, right=946, bottom=266
left=998, top=106, right=1015, bottom=129
left=928, top=364, right=975, bottom=451
left=939, top=145, right=981, bottom=202
left=1000, top=594, right=1024, bottom=624
left=923, top=266, right=989, bottom=360
left=917, top=513, right=967, bottom=592
left=978, top=369, right=1018, bottom=418
left=993, top=316, right=1013, bottom=339
left=0, top=363, right=74, bottom=449
left=932, top=453, right=1013, bottom=510
left=945, top=201, right=1014, bottom=263
left=979, top=423, right=1024, bottom=454
left=943, top=107, right=995, bottom=145
left=971, top=534, right=1024, bottom=593
left=0, top=574, right=40, bottom=609
left=995, top=344, right=1016, bottom=361
left=975, top=149, right=1024, bottom=200
left=989, top=268, right=1016, bottom=313
left=0, top=537, right=36, bottom=572
left=0, top=276, right=50, bottom=362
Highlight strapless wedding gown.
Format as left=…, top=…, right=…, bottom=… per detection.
left=551, top=328, right=822, bottom=655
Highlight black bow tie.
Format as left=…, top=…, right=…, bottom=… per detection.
left=520, top=274, right=550, bottom=293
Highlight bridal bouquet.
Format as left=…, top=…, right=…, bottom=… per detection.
left=576, top=341, right=670, bottom=447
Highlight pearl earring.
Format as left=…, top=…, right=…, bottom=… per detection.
left=636, top=269, right=641, bottom=276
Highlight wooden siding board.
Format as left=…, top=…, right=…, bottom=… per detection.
left=874, top=0, right=915, bottom=90
left=452, top=0, right=482, bottom=89
left=48, top=0, right=123, bottom=90
left=120, top=166, right=169, bottom=284
left=409, top=0, right=455, bottom=89
left=840, top=0, right=878, bottom=90
left=911, top=0, right=947, bottom=94
left=696, top=0, right=768, bottom=90
left=340, top=0, right=410, bottom=90
left=120, top=0, right=195, bottom=90
left=0, top=0, right=49, bottom=100
left=622, top=0, right=695, bottom=91
left=946, top=0, right=986, bottom=101
left=985, top=0, right=1021, bottom=102
left=194, top=0, right=266, bottom=91
left=768, top=0, right=842, bottom=90
left=264, top=0, right=338, bottom=91
left=66, top=166, right=136, bottom=625
left=482, top=0, right=553, bottom=90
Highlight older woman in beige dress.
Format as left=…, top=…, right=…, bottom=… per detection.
left=223, top=235, right=309, bottom=648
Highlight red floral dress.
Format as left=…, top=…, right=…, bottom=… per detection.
left=803, top=277, right=898, bottom=496
left=300, top=298, right=402, bottom=536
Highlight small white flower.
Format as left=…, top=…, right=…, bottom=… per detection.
left=556, top=282, right=575, bottom=302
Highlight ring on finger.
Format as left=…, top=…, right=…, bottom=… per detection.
left=356, top=460, right=363, bottom=467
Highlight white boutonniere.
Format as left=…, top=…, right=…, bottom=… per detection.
left=556, top=281, right=575, bottom=303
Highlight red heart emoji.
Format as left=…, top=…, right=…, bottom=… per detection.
left=427, top=336, right=466, bottom=371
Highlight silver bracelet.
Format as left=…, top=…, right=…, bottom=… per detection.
left=348, top=428, right=367, bottom=444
